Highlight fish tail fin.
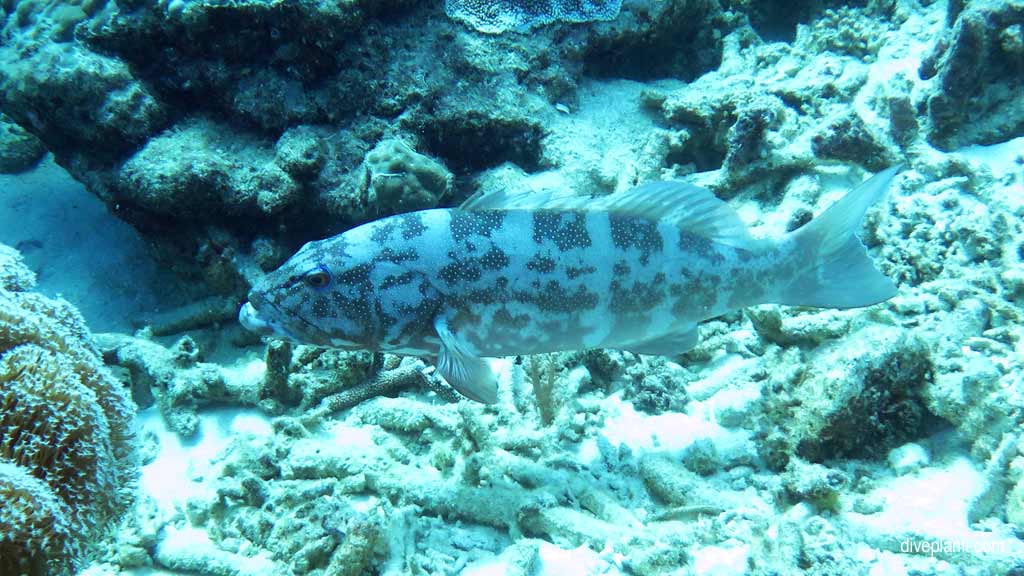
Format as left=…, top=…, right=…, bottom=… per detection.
left=774, top=167, right=900, bottom=309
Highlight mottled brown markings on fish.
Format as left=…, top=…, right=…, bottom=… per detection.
left=450, top=210, right=506, bottom=243
left=450, top=306, right=484, bottom=334
left=326, top=262, right=376, bottom=341
left=330, top=288, right=374, bottom=342
left=375, top=298, right=395, bottom=342
left=379, top=271, right=416, bottom=290
left=439, top=258, right=482, bottom=286
left=268, top=286, right=287, bottom=307
left=393, top=281, right=442, bottom=344
left=314, top=237, right=350, bottom=260
left=610, top=272, right=667, bottom=314
left=484, top=308, right=535, bottom=349
left=527, top=254, right=556, bottom=274
left=479, top=246, right=509, bottom=270
left=609, top=214, right=663, bottom=265
left=566, top=265, right=596, bottom=280
left=466, top=286, right=502, bottom=304
left=376, top=247, right=418, bottom=263
left=735, top=247, right=756, bottom=262
left=311, top=296, right=334, bottom=319
left=338, top=262, right=372, bottom=286
left=532, top=211, right=591, bottom=251
left=679, top=230, right=725, bottom=264
left=726, top=267, right=770, bottom=309
left=671, top=272, right=719, bottom=317
left=493, top=308, right=531, bottom=330
left=371, top=220, right=397, bottom=244
left=399, top=213, right=427, bottom=240
left=514, top=280, right=598, bottom=313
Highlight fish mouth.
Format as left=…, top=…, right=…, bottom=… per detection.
left=239, top=302, right=303, bottom=342
left=239, top=302, right=275, bottom=335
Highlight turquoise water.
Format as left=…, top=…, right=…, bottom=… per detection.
left=2, top=1, right=1024, bottom=575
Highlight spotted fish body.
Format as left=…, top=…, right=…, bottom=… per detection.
left=240, top=168, right=900, bottom=403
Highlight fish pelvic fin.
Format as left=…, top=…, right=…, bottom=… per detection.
left=775, top=167, right=901, bottom=309
left=434, top=317, right=498, bottom=404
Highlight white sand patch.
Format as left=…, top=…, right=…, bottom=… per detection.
left=691, top=543, right=750, bottom=576
left=0, top=157, right=189, bottom=331
left=535, top=542, right=620, bottom=576
left=139, top=407, right=273, bottom=516
left=845, top=458, right=1024, bottom=565
left=220, top=357, right=268, bottom=391
left=154, top=524, right=280, bottom=575
left=580, top=394, right=752, bottom=462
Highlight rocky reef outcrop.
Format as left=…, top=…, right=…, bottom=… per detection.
left=0, top=0, right=730, bottom=299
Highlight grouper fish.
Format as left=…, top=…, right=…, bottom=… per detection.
left=239, top=167, right=900, bottom=404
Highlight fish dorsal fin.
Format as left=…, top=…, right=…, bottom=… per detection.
left=459, top=187, right=585, bottom=212
left=604, top=181, right=753, bottom=248
left=461, top=181, right=753, bottom=248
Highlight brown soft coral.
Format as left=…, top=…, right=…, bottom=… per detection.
left=0, top=244, right=137, bottom=575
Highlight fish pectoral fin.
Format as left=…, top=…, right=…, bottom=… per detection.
left=619, top=326, right=699, bottom=356
left=434, top=318, right=498, bottom=404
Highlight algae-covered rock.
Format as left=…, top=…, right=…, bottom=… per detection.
left=361, top=139, right=452, bottom=214
left=811, top=110, right=895, bottom=172
left=274, top=125, right=327, bottom=180
left=921, top=0, right=1024, bottom=149
left=624, top=356, right=690, bottom=415
left=762, top=325, right=942, bottom=465
left=0, top=114, right=46, bottom=174
left=115, top=119, right=301, bottom=219
left=782, top=458, right=846, bottom=511
left=0, top=42, right=166, bottom=163
left=582, top=0, right=724, bottom=81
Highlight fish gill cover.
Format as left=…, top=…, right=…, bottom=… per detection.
left=1, top=0, right=1024, bottom=575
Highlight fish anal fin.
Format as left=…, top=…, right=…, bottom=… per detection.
left=618, top=326, right=699, bottom=356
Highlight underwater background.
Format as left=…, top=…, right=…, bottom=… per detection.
left=2, top=0, right=1024, bottom=574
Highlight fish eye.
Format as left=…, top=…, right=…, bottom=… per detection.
left=304, top=267, right=331, bottom=289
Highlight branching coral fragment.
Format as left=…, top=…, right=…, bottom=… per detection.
left=302, top=357, right=431, bottom=423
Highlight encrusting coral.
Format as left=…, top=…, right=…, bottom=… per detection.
left=0, top=243, right=138, bottom=575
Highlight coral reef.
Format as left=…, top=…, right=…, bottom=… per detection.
left=0, top=243, right=137, bottom=575
left=0, top=243, right=35, bottom=291
left=760, top=325, right=940, bottom=465
left=0, top=0, right=731, bottom=300
left=921, top=0, right=1024, bottom=149
left=6, top=1, right=1024, bottom=574
left=0, top=113, right=46, bottom=174
left=99, top=333, right=260, bottom=437
left=360, top=139, right=453, bottom=215
left=0, top=461, right=76, bottom=575
left=445, top=0, right=623, bottom=34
